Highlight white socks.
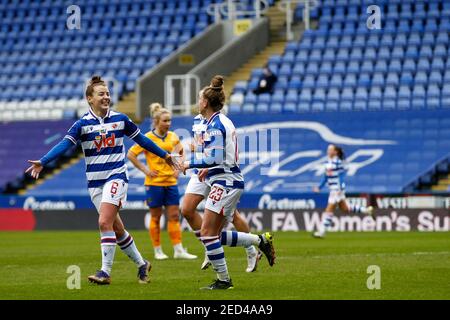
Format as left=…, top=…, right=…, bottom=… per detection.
left=201, top=236, right=229, bottom=281
left=116, top=230, right=145, bottom=267
left=220, top=230, right=260, bottom=247
left=318, top=213, right=333, bottom=237
left=100, top=231, right=116, bottom=275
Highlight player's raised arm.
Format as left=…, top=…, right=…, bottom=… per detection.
left=26, top=121, right=81, bottom=179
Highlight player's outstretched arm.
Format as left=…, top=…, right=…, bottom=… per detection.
left=182, top=135, right=224, bottom=173
left=338, top=171, right=346, bottom=192
left=25, top=160, right=43, bottom=179
left=25, top=138, right=75, bottom=180
left=314, top=175, right=328, bottom=192
left=132, top=132, right=181, bottom=170
left=172, top=141, right=184, bottom=178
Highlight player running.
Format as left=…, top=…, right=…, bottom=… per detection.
left=26, top=76, right=180, bottom=285
left=127, top=103, right=197, bottom=260
left=182, top=114, right=262, bottom=273
left=182, top=75, right=275, bottom=290
left=313, top=144, right=374, bottom=238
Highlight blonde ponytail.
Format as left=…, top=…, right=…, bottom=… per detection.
left=149, top=103, right=171, bottom=128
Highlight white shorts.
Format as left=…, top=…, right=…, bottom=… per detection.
left=89, top=179, right=128, bottom=213
left=185, top=174, right=210, bottom=198
left=205, top=183, right=243, bottom=221
left=328, top=190, right=346, bottom=205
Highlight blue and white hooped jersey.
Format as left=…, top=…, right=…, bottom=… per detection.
left=65, top=109, right=140, bottom=189
left=191, top=114, right=207, bottom=156
left=190, top=111, right=244, bottom=189
left=321, top=156, right=346, bottom=191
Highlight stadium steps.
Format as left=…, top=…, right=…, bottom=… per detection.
left=268, top=0, right=288, bottom=41
left=224, top=1, right=291, bottom=99
left=225, top=3, right=314, bottom=100
left=18, top=153, right=84, bottom=195
left=431, top=174, right=450, bottom=192
left=115, top=92, right=138, bottom=122
left=224, top=41, right=287, bottom=99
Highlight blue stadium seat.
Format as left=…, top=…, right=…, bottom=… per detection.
left=242, top=103, right=256, bottom=113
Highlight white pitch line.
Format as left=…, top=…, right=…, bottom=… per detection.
left=270, top=251, right=450, bottom=260
left=310, top=251, right=450, bottom=259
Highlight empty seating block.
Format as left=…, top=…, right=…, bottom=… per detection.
left=0, top=0, right=224, bottom=118
left=231, top=0, right=449, bottom=114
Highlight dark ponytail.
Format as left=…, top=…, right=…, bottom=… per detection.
left=85, top=75, right=106, bottom=98
left=202, top=75, right=225, bottom=112
left=334, top=145, right=345, bottom=160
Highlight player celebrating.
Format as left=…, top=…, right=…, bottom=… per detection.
left=127, top=103, right=197, bottom=260
left=313, top=144, right=374, bottom=238
left=182, top=75, right=275, bottom=290
left=26, top=76, right=180, bottom=285
left=182, top=115, right=262, bottom=273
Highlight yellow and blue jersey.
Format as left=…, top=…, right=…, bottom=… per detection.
left=129, top=130, right=180, bottom=186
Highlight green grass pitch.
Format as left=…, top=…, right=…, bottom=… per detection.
left=0, top=231, right=449, bottom=300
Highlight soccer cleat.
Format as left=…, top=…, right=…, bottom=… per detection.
left=258, top=232, right=275, bottom=266
left=201, top=253, right=211, bottom=270
left=200, top=279, right=234, bottom=290
left=154, top=250, right=169, bottom=260
left=137, top=260, right=151, bottom=284
left=312, top=231, right=325, bottom=239
left=174, top=248, right=198, bottom=260
left=246, top=249, right=262, bottom=273
left=88, top=270, right=111, bottom=285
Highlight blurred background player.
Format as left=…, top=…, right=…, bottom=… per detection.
left=182, top=75, right=275, bottom=290
left=313, top=144, right=374, bottom=238
left=26, top=76, right=180, bottom=285
left=127, top=103, right=197, bottom=260
left=182, top=114, right=262, bottom=273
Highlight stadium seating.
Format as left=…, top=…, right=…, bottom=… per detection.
left=0, top=0, right=276, bottom=122
left=26, top=110, right=450, bottom=196
left=230, top=0, right=449, bottom=113
left=0, top=0, right=276, bottom=189
left=0, top=120, right=77, bottom=192
left=0, top=0, right=223, bottom=121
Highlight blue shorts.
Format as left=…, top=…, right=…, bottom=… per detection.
left=145, top=185, right=180, bottom=208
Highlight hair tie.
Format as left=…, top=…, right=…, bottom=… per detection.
left=209, top=85, right=223, bottom=90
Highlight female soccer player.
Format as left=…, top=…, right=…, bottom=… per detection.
left=26, top=76, right=180, bottom=285
left=182, top=75, right=275, bottom=290
left=182, top=115, right=262, bottom=273
left=313, top=144, right=374, bottom=238
left=127, top=103, right=196, bottom=260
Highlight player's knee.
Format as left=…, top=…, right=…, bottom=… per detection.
left=199, top=225, right=215, bottom=237
left=180, top=203, right=195, bottom=218
left=98, top=218, right=113, bottom=231
left=167, top=213, right=179, bottom=222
